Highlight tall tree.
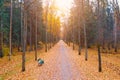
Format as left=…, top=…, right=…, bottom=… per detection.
left=9, top=0, right=13, bottom=61
left=113, top=0, right=119, bottom=52
left=0, top=0, right=4, bottom=57
left=22, top=0, right=27, bottom=72
left=22, top=9, right=27, bottom=72
left=78, top=1, right=82, bottom=55
left=72, top=14, right=75, bottom=50
left=97, top=0, right=102, bottom=72
left=35, top=8, right=38, bottom=61
left=0, top=17, right=3, bottom=58
left=82, top=0, right=88, bottom=61
left=21, top=0, right=23, bottom=52
left=29, top=16, right=32, bottom=51
left=45, top=1, right=49, bottom=52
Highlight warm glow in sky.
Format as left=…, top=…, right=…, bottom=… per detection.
left=54, top=0, right=73, bottom=34
left=54, top=0, right=73, bottom=24
left=60, top=27, right=64, bottom=32
left=55, top=0, right=73, bottom=11
left=55, top=0, right=73, bottom=17
left=42, top=0, right=73, bottom=19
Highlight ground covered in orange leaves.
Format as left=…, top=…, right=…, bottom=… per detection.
left=0, top=40, right=120, bottom=80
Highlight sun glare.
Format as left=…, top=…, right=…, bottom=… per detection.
left=55, top=0, right=73, bottom=16
left=60, top=27, right=64, bottom=32
left=55, top=0, right=73, bottom=9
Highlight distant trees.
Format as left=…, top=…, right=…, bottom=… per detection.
left=65, top=0, right=120, bottom=72
left=21, top=0, right=44, bottom=71
left=1, top=0, right=119, bottom=73
left=43, top=0, right=61, bottom=52
left=0, top=0, right=61, bottom=71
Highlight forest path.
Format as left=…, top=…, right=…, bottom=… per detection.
left=37, top=40, right=83, bottom=80
left=4, top=40, right=120, bottom=80
left=5, top=40, right=85, bottom=80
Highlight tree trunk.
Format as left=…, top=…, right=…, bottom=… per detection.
left=78, top=29, right=81, bottom=55
left=113, top=0, right=118, bottom=53
left=84, top=23, right=88, bottom=61
left=26, top=14, right=28, bottom=51
left=114, top=11, right=117, bottom=52
left=29, top=16, right=32, bottom=51
left=78, top=3, right=82, bottom=55
left=97, top=0, right=102, bottom=72
left=50, top=20, right=52, bottom=48
left=9, top=0, right=13, bottom=61
left=0, top=23, right=3, bottom=58
left=21, top=0, right=23, bottom=52
left=17, top=35, right=20, bottom=52
left=72, top=17, right=75, bottom=50
left=45, top=29, right=47, bottom=52
left=45, top=2, right=49, bottom=52
left=22, top=8, right=27, bottom=72
left=35, top=12, right=37, bottom=61
left=82, top=0, right=88, bottom=61
left=0, top=18, right=3, bottom=57
left=98, top=45, right=102, bottom=72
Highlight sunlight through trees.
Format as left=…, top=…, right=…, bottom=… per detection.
left=0, top=0, right=120, bottom=79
